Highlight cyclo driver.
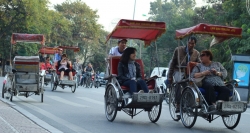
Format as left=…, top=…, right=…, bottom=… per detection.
left=167, top=36, right=200, bottom=112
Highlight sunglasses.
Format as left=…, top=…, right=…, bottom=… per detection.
left=200, top=54, right=207, bottom=57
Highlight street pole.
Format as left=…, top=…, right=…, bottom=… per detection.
left=133, top=0, right=136, bottom=20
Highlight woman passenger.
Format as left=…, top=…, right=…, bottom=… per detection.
left=117, top=47, right=153, bottom=96
left=191, top=50, right=230, bottom=111
left=58, top=54, right=73, bottom=81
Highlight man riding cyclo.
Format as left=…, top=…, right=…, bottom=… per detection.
left=109, top=39, right=127, bottom=57
left=167, top=36, right=201, bottom=112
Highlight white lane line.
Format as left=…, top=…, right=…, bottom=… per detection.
left=0, top=115, right=19, bottom=133
left=77, top=97, right=104, bottom=105
left=47, top=96, right=88, bottom=108
left=18, top=102, right=92, bottom=133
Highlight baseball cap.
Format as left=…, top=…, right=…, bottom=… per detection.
left=58, top=48, right=63, bottom=51
left=118, top=39, right=127, bottom=43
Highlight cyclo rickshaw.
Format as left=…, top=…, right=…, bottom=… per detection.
left=50, top=46, right=80, bottom=93
left=2, top=33, right=45, bottom=102
left=168, top=23, right=247, bottom=129
left=104, top=19, right=165, bottom=122
left=39, top=46, right=58, bottom=86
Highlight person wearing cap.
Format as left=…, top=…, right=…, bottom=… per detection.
left=54, top=48, right=63, bottom=63
left=167, top=36, right=200, bottom=112
left=109, top=39, right=127, bottom=57
left=58, top=53, right=73, bottom=81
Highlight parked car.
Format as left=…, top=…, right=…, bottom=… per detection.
left=98, top=72, right=107, bottom=87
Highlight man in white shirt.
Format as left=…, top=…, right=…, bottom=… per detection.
left=109, top=39, right=127, bottom=57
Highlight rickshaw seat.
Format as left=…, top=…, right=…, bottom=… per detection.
left=109, top=56, right=155, bottom=90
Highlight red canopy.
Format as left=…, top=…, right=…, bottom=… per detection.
left=175, top=23, right=242, bottom=46
left=39, top=47, right=58, bottom=54
left=58, top=46, right=80, bottom=52
left=106, top=19, right=166, bottom=46
left=176, top=23, right=242, bottom=39
left=11, top=33, right=45, bottom=45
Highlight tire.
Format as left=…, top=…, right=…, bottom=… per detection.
left=169, top=84, right=181, bottom=121
left=10, top=91, right=13, bottom=102
left=41, top=93, right=44, bottom=103
left=51, top=75, right=55, bottom=91
left=105, top=85, right=118, bottom=122
left=71, top=83, right=76, bottom=93
left=164, top=88, right=170, bottom=104
left=222, top=89, right=241, bottom=129
left=180, top=88, right=198, bottom=128
left=2, top=84, right=5, bottom=98
left=148, top=103, right=162, bottom=123
left=222, top=113, right=241, bottom=129
left=75, top=76, right=79, bottom=88
left=96, top=82, right=100, bottom=88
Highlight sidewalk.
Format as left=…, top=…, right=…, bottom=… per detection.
left=0, top=98, right=62, bottom=133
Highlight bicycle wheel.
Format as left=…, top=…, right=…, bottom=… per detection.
left=169, top=84, right=181, bottom=121
left=180, top=87, right=197, bottom=128
left=2, top=84, right=6, bottom=98
left=71, top=83, right=76, bottom=93
left=105, top=85, right=118, bottom=122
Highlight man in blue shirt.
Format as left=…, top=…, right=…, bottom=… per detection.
left=54, top=48, right=63, bottom=63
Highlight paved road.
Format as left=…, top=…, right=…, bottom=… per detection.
left=1, top=77, right=250, bottom=133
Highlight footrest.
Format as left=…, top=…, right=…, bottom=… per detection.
left=60, top=80, right=76, bottom=86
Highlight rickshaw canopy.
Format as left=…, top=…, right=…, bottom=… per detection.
left=58, top=46, right=80, bottom=52
left=175, top=23, right=242, bottom=46
left=105, top=19, right=166, bottom=46
left=11, top=33, right=45, bottom=45
left=39, top=47, right=58, bottom=54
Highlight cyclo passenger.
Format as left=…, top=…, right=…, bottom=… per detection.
left=117, top=47, right=153, bottom=97
left=81, top=63, right=94, bottom=86
left=191, top=50, right=230, bottom=111
left=41, top=57, right=54, bottom=73
left=167, top=36, right=201, bottom=112
left=58, top=53, right=73, bottom=81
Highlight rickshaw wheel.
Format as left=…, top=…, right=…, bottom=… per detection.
left=222, top=113, right=241, bottom=129
left=169, top=84, right=181, bottom=121
left=71, top=83, right=76, bottom=93
left=148, top=103, right=162, bottom=123
left=10, top=91, right=13, bottom=102
left=51, top=75, right=55, bottom=91
left=180, top=88, right=197, bottom=128
left=41, top=93, right=44, bottom=103
left=105, top=85, right=118, bottom=122
left=2, top=84, right=6, bottom=98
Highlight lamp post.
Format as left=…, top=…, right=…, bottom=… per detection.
left=133, top=0, right=136, bottom=20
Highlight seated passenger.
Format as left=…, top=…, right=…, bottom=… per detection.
left=58, top=54, right=73, bottom=81
left=117, top=47, right=153, bottom=96
left=191, top=50, right=230, bottom=111
left=40, top=57, right=54, bottom=73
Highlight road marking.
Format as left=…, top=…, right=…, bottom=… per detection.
left=77, top=97, right=104, bottom=105
left=0, top=115, right=19, bottom=133
left=18, top=102, right=92, bottom=133
left=47, top=96, right=88, bottom=108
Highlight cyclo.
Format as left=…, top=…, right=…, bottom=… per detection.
left=2, top=33, right=45, bottom=102
left=168, top=23, right=247, bottom=129
left=39, top=46, right=58, bottom=87
left=104, top=19, right=165, bottom=122
left=51, top=46, right=80, bottom=93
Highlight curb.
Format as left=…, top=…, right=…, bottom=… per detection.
left=0, top=98, right=63, bottom=133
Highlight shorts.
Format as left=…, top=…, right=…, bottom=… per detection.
left=58, top=68, right=72, bottom=73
